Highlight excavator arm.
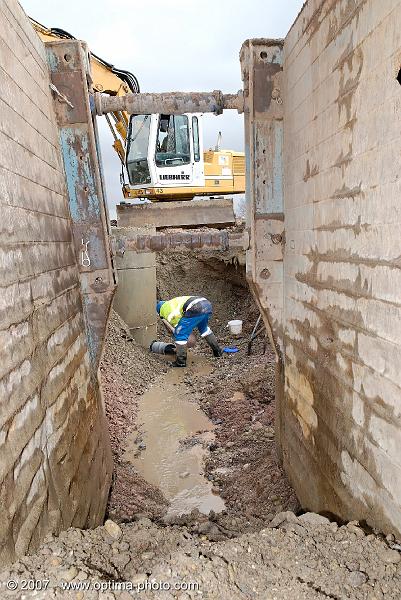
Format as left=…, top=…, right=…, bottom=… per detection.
left=30, top=18, right=139, bottom=166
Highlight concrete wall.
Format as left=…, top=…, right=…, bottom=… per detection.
left=244, top=0, right=401, bottom=535
left=282, top=0, right=401, bottom=534
left=0, top=0, right=112, bottom=562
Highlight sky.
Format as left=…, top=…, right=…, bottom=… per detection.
left=23, top=0, right=304, bottom=217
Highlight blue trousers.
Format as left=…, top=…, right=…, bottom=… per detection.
left=174, top=313, right=212, bottom=344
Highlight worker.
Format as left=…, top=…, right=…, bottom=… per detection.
left=156, top=296, right=223, bottom=367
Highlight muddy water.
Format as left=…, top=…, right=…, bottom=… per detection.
left=124, top=356, right=226, bottom=517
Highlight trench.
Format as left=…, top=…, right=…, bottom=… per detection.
left=4, top=252, right=401, bottom=599
left=101, top=250, right=299, bottom=532
left=123, top=355, right=226, bottom=518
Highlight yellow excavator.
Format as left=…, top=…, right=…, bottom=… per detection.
left=31, top=18, right=245, bottom=202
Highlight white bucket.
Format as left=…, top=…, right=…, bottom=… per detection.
left=227, top=319, right=243, bottom=335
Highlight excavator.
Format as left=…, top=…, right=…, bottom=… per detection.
left=31, top=18, right=245, bottom=202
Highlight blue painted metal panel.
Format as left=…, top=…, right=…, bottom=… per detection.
left=60, top=128, right=101, bottom=221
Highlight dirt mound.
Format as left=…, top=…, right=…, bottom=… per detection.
left=100, top=311, right=168, bottom=521
left=2, top=514, right=400, bottom=599
left=177, top=353, right=299, bottom=535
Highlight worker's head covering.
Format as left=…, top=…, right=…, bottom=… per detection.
left=156, top=301, right=165, bottom=315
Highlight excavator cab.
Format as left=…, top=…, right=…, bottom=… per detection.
left=126, top=113, right=205, bottom=199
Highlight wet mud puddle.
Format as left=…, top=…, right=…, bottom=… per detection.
left=124, top=355, right=226, bottom=518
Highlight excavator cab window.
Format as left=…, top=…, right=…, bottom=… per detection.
left=155, top=115, right=190, bottom=167
left=192, top=116, right=200, bottom=162
left=126, top=114, right=151, bottom=185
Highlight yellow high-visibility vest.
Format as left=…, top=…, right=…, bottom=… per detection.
left=160, top=296, right=192, bottom=327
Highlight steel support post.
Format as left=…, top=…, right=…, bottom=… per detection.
left=46, top=40, right=116, bottom=372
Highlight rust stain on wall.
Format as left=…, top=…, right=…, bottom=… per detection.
left=334, top=146, right=353, bottom=171
left=303, top=159, right=319, bottom=182
left=336, top=47, right=363, bottom=124
left=253, top=62, right=283, bottom=113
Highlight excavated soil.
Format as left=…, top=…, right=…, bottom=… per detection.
left=2, top=514, right=401, bottom=598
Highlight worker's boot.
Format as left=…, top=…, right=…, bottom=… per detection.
left=204, top=332, right=223, bottom=357
left=172, top=344, right=187, bottom=367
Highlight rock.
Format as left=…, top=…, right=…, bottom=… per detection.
left=138, top=441, right=146, bottom=450
left=198, top=521, right=213, bottom=534
left=267, top=511, right=298, bottom=528
left=288, top=523, right=307, bottom=536
left=346, top=560, right=360, bottom=572
left=347, top=524, right=365, bottom=537
left=113, top=553, right=131, bottom=568
left=179, top=471, right=190, bottom=479
left=347, top=571, right=368, bottom=587
left=131, top=573, right=147, bottom=585
left=104, top=519, right=122, bottom=540
left=133, top=513, right=151, bottom=521
left=119, top=541, right=130, bottom=551
left=382, top=549, right=401, bottom=564
left=59, top=566, right=78, bottom=582
left=298, top=512, right=330, bottom=526
left=141, top=552, right=155, bottom=560
left=50, top=557, right=63, bottom=567
left=252, top=421, right=263, bottom=430
left=136, top=517, right=153, bottom=527
left=76, top=571, right=88, bottom=581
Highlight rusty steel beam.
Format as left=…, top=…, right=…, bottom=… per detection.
left=94, top=90, right=244, bottom=116
left=121, top=230, right=249, bottom=253
left=117, top=198, right=236, bottom=229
